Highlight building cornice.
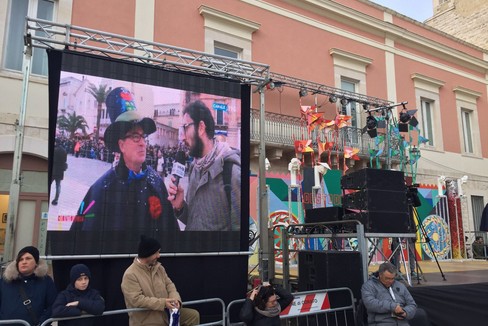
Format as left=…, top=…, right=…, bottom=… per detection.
left=244, top=0, right=488, bottom=74
left=199, top=5, right=260, bottom=40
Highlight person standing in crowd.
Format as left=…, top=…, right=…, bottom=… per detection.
left=51, top=139, right=68, bottom=206
left=157, top=149, right=166, bottom=178
left=472, top=236, right=486, bottom=259
left=0, top=246, right=57, bottom=325
left=239, top=282, right=294, bottom=326
left=168, top=100, right=241, bottom=231
left=361, top=262, right=417, bottom=325
left=52, top=264, right=105, bottom=325
left=121, top=235, right=200, bottom=326
left=69, top=87, right=179, bottom=245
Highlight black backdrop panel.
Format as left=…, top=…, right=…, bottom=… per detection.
left=52, top=256, right=248, bottom=325
left=410, top=282, right=488, bottom=326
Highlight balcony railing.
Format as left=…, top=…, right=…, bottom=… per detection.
left=250, top=109, right=399, bottom=160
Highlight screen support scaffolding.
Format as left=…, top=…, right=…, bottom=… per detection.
left=4, top=17, right=390, bottom=269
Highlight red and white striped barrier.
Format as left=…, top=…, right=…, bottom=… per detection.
left=280, top=292, right=331, bottom=317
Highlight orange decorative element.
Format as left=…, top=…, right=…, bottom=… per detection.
left=344, top=146, right=360, bottom=160
left=335, top=114, right=352, bottom=129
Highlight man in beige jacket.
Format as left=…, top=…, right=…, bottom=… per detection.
left=121, top=235, right=199, bottom=325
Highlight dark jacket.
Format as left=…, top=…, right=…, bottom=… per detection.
left=480, top=203, right=488, bottom=231
left=239, top=287, right=294, bottom=326
left=52, top=144, right=68, bottom=180
left=52, top=284, right=105, bottom=326
left=65, top=161, right=180, bottom=254
left=0, top=260, right=58, bottom=325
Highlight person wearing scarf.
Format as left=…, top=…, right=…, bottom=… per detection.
left=168, top=100, right=241, bottom=231
left=239, top=283, right=294, bottom=326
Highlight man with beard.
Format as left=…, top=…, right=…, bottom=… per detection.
left=168, top=100, right=241, bottom=231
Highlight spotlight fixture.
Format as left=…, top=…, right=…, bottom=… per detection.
left=399, top=109, right=419, bottom=130
left=340, top=98, right=349, bottom=106
left=362, top=103, right=369, bottom=111
left=399, top=111, right=411, bottom=123
left=299, top=88, right=308, bottom=97
left=328, top=95, right=337, bottom=103
left=366, top=114, right=378, bottom=138
left=366, top=114, right=377, bottom=129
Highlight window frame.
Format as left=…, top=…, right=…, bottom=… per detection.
left=3, top=0, right=55, bottom=76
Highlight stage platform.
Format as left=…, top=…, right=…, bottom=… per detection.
left=268, top=259, right=488, bottom=287
left=370, top=259, right=488, bottom=287
left=267, top=259, right=488, bottom=325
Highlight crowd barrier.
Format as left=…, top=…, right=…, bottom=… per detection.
left=0, top=320, right=30, bottom=326
left=226, top=287, right=357, bottom=326
left=3, top=288, right=356, bottom=326
left=39, top=297, right=226, bottom=326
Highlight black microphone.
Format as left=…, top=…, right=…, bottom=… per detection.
left=170, top=151, right=186, bottom=200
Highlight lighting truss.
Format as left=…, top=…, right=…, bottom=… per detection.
left=269, top=72, right=391, bottom=107
left=25, top=17, right=270, bottom=84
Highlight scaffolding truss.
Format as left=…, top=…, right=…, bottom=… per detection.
left=9, top=18, right=394, bottom=279
left=26, top=17, right=390, bottom=107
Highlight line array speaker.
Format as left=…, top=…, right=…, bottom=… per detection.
left=341, top=168, right=405, bottom=191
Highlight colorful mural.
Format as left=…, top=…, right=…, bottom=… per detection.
left=249, top=171, right=455, bottom=267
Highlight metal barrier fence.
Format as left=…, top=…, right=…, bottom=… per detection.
left=226, top=287, right=357, bottom=326
left=38, top=297, right=226, bottom=326
left=0, top=320, right=30, bottom=326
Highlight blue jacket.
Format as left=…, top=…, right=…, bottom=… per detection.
left=361, top=274, right=417, bottom=326
left=0, top=260, right=57, bottom=325
left=52, top=284, right=105, bottom=326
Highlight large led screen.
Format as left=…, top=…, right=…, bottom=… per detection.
left=47, top=50, right=250, bottom=255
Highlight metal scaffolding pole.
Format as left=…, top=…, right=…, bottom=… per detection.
left=3, top=34, right=33, bottom=263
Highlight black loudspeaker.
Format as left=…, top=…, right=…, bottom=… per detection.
left=342, top=189, right=408, bottom=213
left=305, top=207, right=344, bottom=223
left=341, top=168, right=405, bottom=191
left=298, top=251, right=363, bottom=305
left=343, top=211, right=413, bottom=233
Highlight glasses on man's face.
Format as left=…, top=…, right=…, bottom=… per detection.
left=180, top=122, right=195, bottom=133
left=123, top=133, right=147, bottom=143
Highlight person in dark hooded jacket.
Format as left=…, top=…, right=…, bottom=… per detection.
left=239, top=282, right=294, bottom=326
left=52, top=264, right=105, bottom=325
left=0, top=246, right=57, bottom=325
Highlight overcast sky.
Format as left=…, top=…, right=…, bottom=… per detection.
left=370, top=0, right=434, bottom=22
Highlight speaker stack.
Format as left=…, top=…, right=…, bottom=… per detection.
left=298, top=250, right=363, bottom=310
left=341, top=168, right=413, bottom=233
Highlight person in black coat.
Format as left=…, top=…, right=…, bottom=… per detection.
left=0, top=246, right=58, bottom=325
left=52, top=264, right=105, bottom=325
left=51, top=140, right=68, bottom=205
left=239, top=282, right=294, bottom=326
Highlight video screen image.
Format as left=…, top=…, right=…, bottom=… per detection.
left=47, top=51, right=249, bottom=255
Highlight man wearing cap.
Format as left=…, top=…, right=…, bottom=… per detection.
left=167, top=100, right=241, bottom=231
left=52, top=263, right=105, bottom=325
left=121, top=235, right=200, bottom=326
left=69, top=87, right=179, bottom=252
left=0, top=246, right=58, bottom=325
